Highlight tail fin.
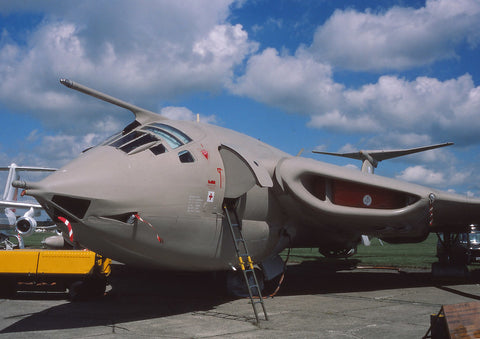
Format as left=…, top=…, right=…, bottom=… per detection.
left=313, top=142, right=453, bottom=174
left=1, top=163, right=56, bottom=201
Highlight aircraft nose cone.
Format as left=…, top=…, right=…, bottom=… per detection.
left=20, top=146, right=134, bottom=222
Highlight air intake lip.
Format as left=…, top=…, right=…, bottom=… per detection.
left=52, top=195, right=91, bottom=219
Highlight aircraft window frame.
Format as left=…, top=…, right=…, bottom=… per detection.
left=109, top=131, right=144, bottom=148
left=470, top=233, right=480, bottom=245
left=150, top=123, right=192, bottom=145
left=150, top=143, right=167, bottom=155
left=100, top=132, right=122, bottom=146
left=178, top=150, right=195, bottom=163
left=120, top=133, right=158, bottom=153
left=142, top=126, right=183, bottom=149
left=99, top=121, right=193, bottom=156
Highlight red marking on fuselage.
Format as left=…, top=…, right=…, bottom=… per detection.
left=58, top=216, right=74, bottom=242
left=217, top=168, right=223, bottom=188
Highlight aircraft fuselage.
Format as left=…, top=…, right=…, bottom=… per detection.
left=17, top=79, right=480, bottom=271
left=25, top=121, right=289, bottom=270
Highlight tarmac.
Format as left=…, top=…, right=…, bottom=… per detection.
left=1, top=260, right=480, bottom=338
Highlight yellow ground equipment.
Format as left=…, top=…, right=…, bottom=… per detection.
left=0, top=249, right=111, bottom=300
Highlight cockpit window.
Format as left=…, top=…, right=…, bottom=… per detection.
left=151, top=123, right=192, bottom=144
left=100, top=132, right=122, bottom=146
left=110, top=131, right=144, bottom=148
left=100, top=122, right=193, bottom=155
left=178, top=150, right=195, bottom=163
left=150, top=144, right=167, bottom=155
left=120, top=133, right=157, bottom=153
left=142, top=126, right=182, bottom=149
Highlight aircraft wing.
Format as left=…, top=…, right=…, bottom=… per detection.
left=275, top=157, right=480, bottom=239
left=0, top=200, right=42, bottom=209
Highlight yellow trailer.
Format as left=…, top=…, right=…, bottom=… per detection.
left=0, top=249, right=111, bottom=300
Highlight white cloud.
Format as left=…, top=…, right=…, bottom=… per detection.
left=396, top=165, right=446, bottom=186
left=307, top=109, right=379, bottom=133
left=34, top=133, right=107, bottom=166
left=230, top=48, right=344, bottom=114
left=226, top=0, right=480, bottom=155
left=396, top=164, right=473, bottom=190
left=313, top=144, right=327, bottom=152
left=0, top=131, right=106, bottom=170
left=160, top=106, right=216, bottom=123
left=0, top=1, right=254, bottom=134
left=340, top=74, right=480, bottom=143
left=338, top=144, right=359, bottom=153
left=374, top=133, right=433, bottom=148
left=232, top=50, right=480, bottom=144
left=309, top=0, right=480, bottom=71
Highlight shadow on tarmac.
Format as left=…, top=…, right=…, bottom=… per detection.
left=1, top=264, right=233, bottom=334
left=2, top=260, right=480, bottom=334
left=280, top=260, right=480, bottom=296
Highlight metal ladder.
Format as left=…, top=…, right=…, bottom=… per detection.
left=223, top=203, right=268, bottom=324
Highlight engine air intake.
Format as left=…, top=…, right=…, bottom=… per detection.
left=52, top=195, right=91, bottom=219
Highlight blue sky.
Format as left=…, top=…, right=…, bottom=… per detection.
left=1, top=0, right=480, bottom=196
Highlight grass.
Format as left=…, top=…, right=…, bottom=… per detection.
left=18, top=232, right=438, bottom=268
left=282, top=234, right=439, bottom=269
left=10, top=232, right=479, bottom=270
left=4, top=231, right=54, bottom=249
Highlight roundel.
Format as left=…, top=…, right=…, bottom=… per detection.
left=363, top=194, right=372, bottom=206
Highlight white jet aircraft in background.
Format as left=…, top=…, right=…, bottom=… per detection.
left=0, top=163, right=56, bottom=248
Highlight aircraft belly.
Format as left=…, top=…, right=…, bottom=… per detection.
left=213, top=218, right=272, bottom=266
left=74, top=213, right=246, bottom=270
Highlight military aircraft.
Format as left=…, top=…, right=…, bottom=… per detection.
left=13, top=79, right=480, bottom=281
left=0, top=163, right=56, bottom=248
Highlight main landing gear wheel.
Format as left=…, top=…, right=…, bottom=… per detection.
left=0, top=278, right=16, bottom=299
left=320, top=247, right=356, bottom=258
left=68, top=278, right=107, bottom=301
left=433, top=232, right=469, bottom=278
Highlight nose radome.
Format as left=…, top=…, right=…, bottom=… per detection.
left=16, top=147, right=133, bottom=219
left=16, top=169, right=97, bottom=222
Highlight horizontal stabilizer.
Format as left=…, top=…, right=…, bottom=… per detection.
left=313, top=142, right=453, bottom=174
left=0, top=200, right=42, bottom=209
left=0, top=166, right=56, bottom=172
